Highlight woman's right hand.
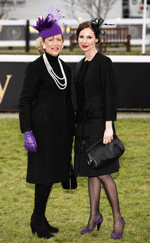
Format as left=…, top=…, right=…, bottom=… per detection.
left=24, top=130, right=37, bottom=152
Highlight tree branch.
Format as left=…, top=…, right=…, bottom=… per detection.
left=76, top=0, right=95, bottom=19
left=103, top=0, right=118, bottom=19
left=63, top=0, right=79, bottom=20
left=0, top=0, right=12, bottom=19
left=63, top=0, right=118, bottom=21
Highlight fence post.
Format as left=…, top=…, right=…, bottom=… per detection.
left=25, top=20, right=30, bottom=52
left=142, top=0, right=147, bottom=54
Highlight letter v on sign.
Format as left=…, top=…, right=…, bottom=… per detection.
left=0, top=75, right=12, bottom=104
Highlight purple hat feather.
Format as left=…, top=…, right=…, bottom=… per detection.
left=32, top=11, right=63, bottom=38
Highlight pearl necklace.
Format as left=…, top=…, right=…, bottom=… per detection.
left=43, top=53, right=67, bottom=90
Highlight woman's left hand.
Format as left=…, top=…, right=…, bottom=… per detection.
left=103, top=121, right=113, bottom=144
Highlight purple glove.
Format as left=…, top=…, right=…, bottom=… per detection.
left=24, top=130, right=37, bottom=152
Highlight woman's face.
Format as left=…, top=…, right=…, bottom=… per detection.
left=42, top=34, right=64, bottom=56
left=78, top=27, right=98, bottom=52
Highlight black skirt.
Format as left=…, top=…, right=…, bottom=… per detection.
left=74, top=118, right=119, bottom=177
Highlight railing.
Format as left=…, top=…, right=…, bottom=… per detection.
left=0, top=19, right=70, bottom=50
left=102, top=18, right=150, bottom=45
left=0, top=19, right=30, bottom=51
left=0, top=18, right=150, bottom=50
left=70, top=27, right=131, bottom=51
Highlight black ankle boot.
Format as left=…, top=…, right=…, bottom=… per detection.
left=30, top=212, right=54, bottom=239
left=44, top=216, right=59, bottom=233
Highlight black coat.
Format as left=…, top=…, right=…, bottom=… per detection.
left=73, top=52, right=119, bottom=177
left=19, top=53, right=74, bottom=184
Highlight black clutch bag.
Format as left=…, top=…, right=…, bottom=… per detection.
left=86, top=135, right=125, bottom=169
left=62, top=163, right=77, bottom=189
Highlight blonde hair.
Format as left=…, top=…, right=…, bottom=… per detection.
left=35, top=37, right=45, bottom=55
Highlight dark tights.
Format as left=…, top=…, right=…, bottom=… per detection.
left=30, top=184, right=53, bottom=232
left=88, top=175, right=123, bottom=233
left=34, top=184, right=53, bottom=215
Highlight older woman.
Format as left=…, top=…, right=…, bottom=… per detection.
left=19, top=11, right=74, bottom=239
left=73, top=18, right=125, bottom=239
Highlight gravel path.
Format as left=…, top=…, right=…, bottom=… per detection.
left=0, top=113, right=150, bottom=118
left=0, top=113, right=19, bottom=118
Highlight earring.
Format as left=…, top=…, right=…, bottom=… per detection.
left=43, top=46, right=46, bottom=49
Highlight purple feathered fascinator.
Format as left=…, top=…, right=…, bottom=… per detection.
left=32, top=9, right=64, bottom=38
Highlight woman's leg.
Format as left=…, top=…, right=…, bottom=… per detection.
left=87, top=176, right=101, bottom=229
left=30, top=184, right=54, bottom=238
left=34, top=184, right=52, bottom=216
left=98, top=174, right=124, bottom=233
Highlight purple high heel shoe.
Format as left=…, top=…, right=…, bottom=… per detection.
left=111, top=217, right=125, bottom=239
left=80, top=214, right=103, bottom=234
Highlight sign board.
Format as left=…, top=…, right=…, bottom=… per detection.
left=0, top=0, right=26, bottom=7
left=0, top=56, right=150, bottom=111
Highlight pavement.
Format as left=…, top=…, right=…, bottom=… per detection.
left=117, top=113, right=150, bottom=118
left=0, top=113, right=150, bottom=118
left=0, top=113, right=19, bottom=118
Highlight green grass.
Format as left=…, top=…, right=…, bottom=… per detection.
left=0, top=118, right=150, bottom=242
left=1, top=45, right=150, bottom=55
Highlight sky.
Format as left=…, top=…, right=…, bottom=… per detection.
left=7, top=0, right=121, bottom=20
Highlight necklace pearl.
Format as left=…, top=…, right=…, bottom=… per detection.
left=43, top=53, right=67, bottom=90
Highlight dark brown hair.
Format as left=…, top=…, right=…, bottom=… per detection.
left=76, top=21, right=100, bottom=43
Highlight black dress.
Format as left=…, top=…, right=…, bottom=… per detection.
left=19, top=52, right=74, bottom=184
left=73, top=52, right=119, bottom=177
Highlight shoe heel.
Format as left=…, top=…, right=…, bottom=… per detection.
left=30, top=218, right=54, bottom=239
left=97, top=214, right=103, bottom=231
left=30, top=222, right=35, bottom=234
left=80, top=214, right=103, bottom=235
left=31, top=227, right=35, bottom=234
left=97, top=222, right=101, bottom=231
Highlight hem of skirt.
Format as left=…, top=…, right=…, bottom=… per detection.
left=26, top=181, right=64, bottom=184
left=26, top=177, right=70, bottom=184
left=75, top=168, right=119, bottom=177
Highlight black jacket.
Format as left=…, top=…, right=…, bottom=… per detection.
left=73, top=52, right=117, bottom=121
